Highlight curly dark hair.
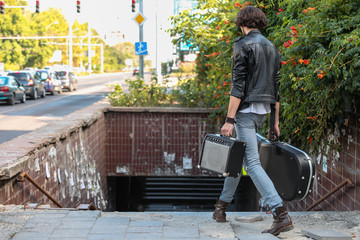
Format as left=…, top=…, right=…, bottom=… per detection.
left=235, top=6, right=268, bottom=29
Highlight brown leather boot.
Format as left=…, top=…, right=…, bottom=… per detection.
left=261, top=206, right=294, bottom=236
left=212, top=198, right=230, bottom=222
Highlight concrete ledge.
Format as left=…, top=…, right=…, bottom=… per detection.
left=0, top=99, right=109, bottom=180
left=106, top=106, right=213, bottom=114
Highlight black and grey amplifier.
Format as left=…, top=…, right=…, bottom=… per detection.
left=198, top=134, right=246, bottom=177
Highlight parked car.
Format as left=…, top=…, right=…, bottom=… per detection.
left=55, top=70, right=78, bottom=91
left=0, top=76, right=26, bottom=105
left=34, top=70, right=62, bottom=95
left=7, top=71, right=46, bottom=100
left=133, top=68, right=139, bottom=76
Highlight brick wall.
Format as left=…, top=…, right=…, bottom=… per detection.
left=288, top=108, right=359, bottom=211
left=0, top=104, right=108, bottom=209
left=105, top=107, right=215, bottom=177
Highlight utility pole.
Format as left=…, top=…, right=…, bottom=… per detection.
left=156, top=0, right=162, bottom=83
left=69, top=19, right=74, bottom=71
left=88, top=23, right=92, bottom=74
left=139, top=0, right=144, bottom=78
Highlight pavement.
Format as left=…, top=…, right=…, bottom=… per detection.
left=1, top=206, right=358, bottom=240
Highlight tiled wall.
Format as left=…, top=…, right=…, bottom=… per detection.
left=105, top=108, right=215, bottom=177
left=0, top=115, right=107, bottom=209
left=288, top=109, right=360, bottom=211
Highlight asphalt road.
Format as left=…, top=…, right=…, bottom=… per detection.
left=0, top=72, right=131, bottom=144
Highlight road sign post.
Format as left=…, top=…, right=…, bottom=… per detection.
left=132, top=0, right=146, bottom=78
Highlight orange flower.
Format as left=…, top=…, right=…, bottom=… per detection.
left=217, top=85, right=221, bottom=89
left=290, top=26, right=296, bottom=30
left=294, top=127, right=300, bottom=134
left=278, top=8, right=284, bottom=12
left=309, top=137, right=313, bottom=144
left=303, top=9, right=307, bottom=13
left=304, top=59, right=310, bottom=65
left=281, top=61, right=287, bottom=65
left=307, top=116, right=318, bottom=120
left=299, top=59, right=304, bottom=64
left=213, top=93, right=220, bottom=98
left=234, top=2, right=240, bottom=8
left=224, top=20, right=230, bottom=24
left=307, top=7, right=315, bottom=11
left=318, top=74, right=324, bottom=79
left=292, top=61, right=297, bottom=65
left=226, top=38, right=230, bottom=43
left=216, top=26, right=220, bottom=30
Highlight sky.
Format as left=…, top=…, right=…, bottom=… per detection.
left=26, top=0, right=176, bottom=65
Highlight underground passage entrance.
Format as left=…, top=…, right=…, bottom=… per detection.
left=107, top=176, right=259, bottom=212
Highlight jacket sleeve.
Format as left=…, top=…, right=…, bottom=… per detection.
left=230, top=43, right=248, bottom=99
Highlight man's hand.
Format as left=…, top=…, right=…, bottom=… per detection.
left=268, top=124, right=280, bottom=140
left=221, top=123, right=234, bottom=137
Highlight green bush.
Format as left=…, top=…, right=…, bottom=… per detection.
left=167, top=0, right=360, bottom=154
left=107, top=77, right=173, bottom=107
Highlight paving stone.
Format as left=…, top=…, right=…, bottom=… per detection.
left=236, top=233, right=279, bottom=240
left=90, top=226, right=127, bottom=234
left=301, top=229, right=352, bottom=240
left=50, top=228, right=91, bottom=238
left=125, top=232, right=163, bottom=239
left=12, top=231, right=51, bottom=240
left=57, top=220, right=95, bottom=229
left=66, top=210, right=100, bottom=218
left=129, top=220, right=163, bottom=227
left=61, top=217, right=97, bottom=223
left=235, top=215, right=263, bottom=223
left=127, top=226, right=163, bottom=233
left=95, top=217, right=130, bottom=226
left=163, top=226, right=199, bottom=238
left=88, top=234, right=126, bottom=240
left=200, top=238, right=238, bottom=240
left=24, top=221, right=59, bottom=229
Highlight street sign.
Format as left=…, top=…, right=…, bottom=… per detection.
left=135, top=42, right=148, bottom=55
left=132, top=11, right=147, bottom=26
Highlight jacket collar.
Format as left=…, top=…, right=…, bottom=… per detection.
left=234, top=29, right=262, bottom=42
left=246, top=29, right=262, bottom=35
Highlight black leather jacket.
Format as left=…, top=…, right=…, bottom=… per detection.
left=230, top=30, right=281, bottom=111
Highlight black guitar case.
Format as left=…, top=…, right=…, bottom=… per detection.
left=257, top=105, right=315, bottom=201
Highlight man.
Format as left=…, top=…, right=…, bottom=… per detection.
left=212, top=6, right=294, bottom=236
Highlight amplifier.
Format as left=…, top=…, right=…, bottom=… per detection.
left=198, top=134, right=246, bottom=177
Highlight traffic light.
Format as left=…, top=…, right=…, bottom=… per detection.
left=0, top=1, right=4, bottom=15
left=76, top=1, right=80, bottom=13
left=35, top=0, right=39, bottom=13
left=131, top=0, right=135, bottom=12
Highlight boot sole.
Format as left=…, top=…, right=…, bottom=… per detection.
left=212, top=215, right=226, bottom=223
left=274, top=224, right=294, bottom=236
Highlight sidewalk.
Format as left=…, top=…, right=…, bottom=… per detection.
left=1, top=207, right=358, bottom=240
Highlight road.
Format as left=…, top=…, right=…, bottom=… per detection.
left=0, top=72, right=131, bottom=144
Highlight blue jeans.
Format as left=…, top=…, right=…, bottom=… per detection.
left=219, top=112, right=283, bottom=213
